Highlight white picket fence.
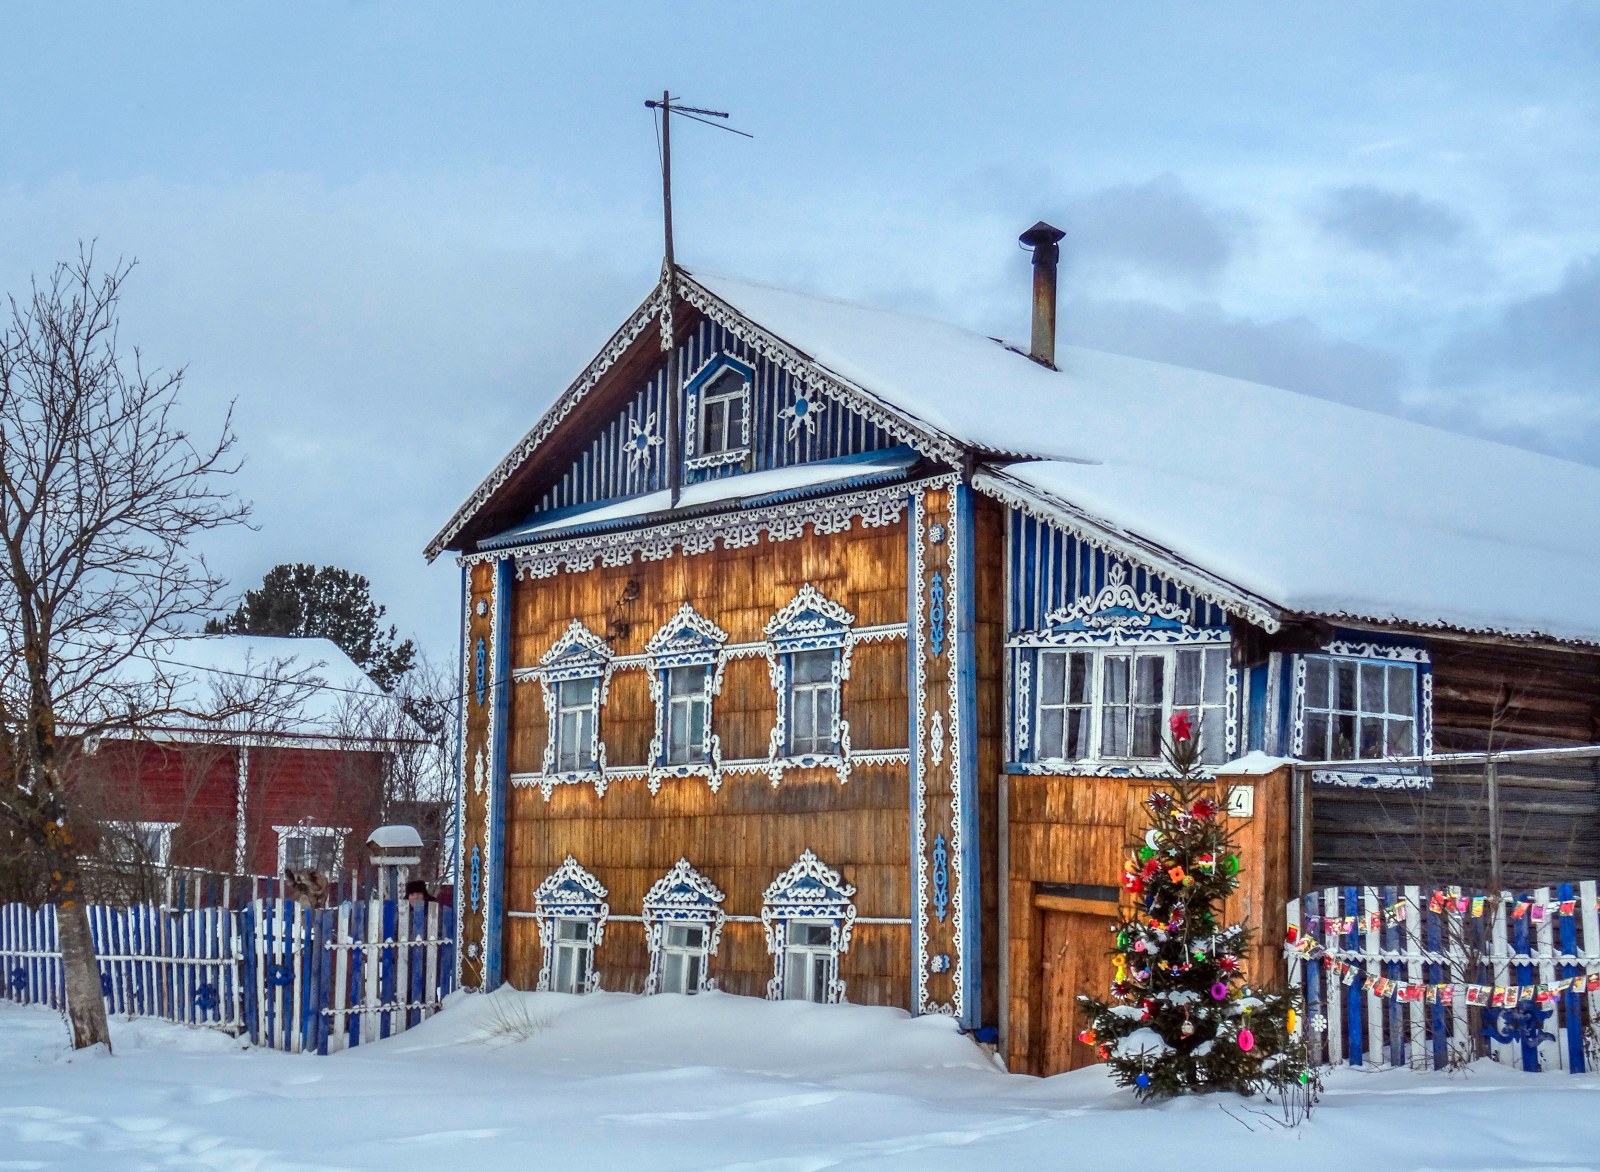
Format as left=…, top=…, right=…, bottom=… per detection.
left=1286, top=880, right=1600, bottom=1072
left=1, top=898, right=454, bottom=1053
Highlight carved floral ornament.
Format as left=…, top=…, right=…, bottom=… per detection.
left=762, top=585, right=856, bottom=785
left=532, top=855, right=610, bottom=992
left=761, top=849, right=858, bottom=1002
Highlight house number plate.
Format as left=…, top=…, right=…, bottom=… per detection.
left=1225, top=785, right=1254, bottom=818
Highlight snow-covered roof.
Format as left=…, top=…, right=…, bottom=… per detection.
left=97, top=634, right=426, bottom=743
left=687, top=271, right=1600, bottom=647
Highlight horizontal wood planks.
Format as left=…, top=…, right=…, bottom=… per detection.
left=1431, top=641, right=1600, bottom=751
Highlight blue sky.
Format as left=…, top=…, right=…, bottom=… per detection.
left=2, top=3, right=1596, bottom=660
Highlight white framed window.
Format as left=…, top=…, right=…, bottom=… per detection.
left=787, top=649, right=839, bottom=756
left=660, top=922, right=710, bottom=995
left=1301, top=655, right=1418, bottom=761
left=551, top=918, right=595, bottom=994
left=534, top=855, right=609, bottom=993
left=275, top=825, right=347, bottom=874
left=1033, top=645, right=1228, bottom=766
left=761, top=850, right=856, bottom=1003
left=665, top=664, right=710, bottom=765
left=698, top=368, right=748, bottom=456
left=104, top=820, right=177, bottom=866
left=781, top=921, right=837, bottom=1003
left=555, top=677, right=598, bottom=772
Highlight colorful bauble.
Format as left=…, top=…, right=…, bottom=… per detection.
left=1191, top=798, right=1217, bottom=820
left=1180, top=1019, right=1195, bottom=1037
left=1136, top=1072, right=1151, bottom=1088
left=1287, top=1008, right=1298, bottom=1033
left=1137, top=846, right=1156, bottom=862
left=1223, top=855, right=1241, bottom=875
left=1078, top=1029, right=1096, bottom=1045
left=1210, top=981, right=1228, bottom=1000
left=1238, top=1028, right=1255, bottom=1052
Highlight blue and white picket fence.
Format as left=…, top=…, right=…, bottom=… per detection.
left=1, top=898, right=454, bottom=1054
left=1286, top=881, right=1600, bottom=1073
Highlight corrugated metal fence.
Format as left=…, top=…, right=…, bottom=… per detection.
left=1287, top=881, right=1600, bottom=1073
left=0, top=898, right=454, bottom=1054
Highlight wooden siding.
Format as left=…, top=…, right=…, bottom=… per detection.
left=534, top=318, right=899, bottom=518
left=458, top=560, right=499, bottom=989
left=1429, top=640, right=1600, bottom=751
left=1004, top=764, right=1291, bottom=1076
left=503, top=514, right=913, bottom=1005
left=973, top=493, right=1006, bottom=1030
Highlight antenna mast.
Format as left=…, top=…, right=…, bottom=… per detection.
left=643, top=93, right=750, bottom=507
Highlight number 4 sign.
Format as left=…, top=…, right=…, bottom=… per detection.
left=1225, top=785, right=1254, bottom=818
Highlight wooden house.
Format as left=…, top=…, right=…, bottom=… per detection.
left=427, top=228, right=1600, bottom=1075
left=69, top=635, right=437, bottom=890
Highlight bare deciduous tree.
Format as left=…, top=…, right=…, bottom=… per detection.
left=0, top=251, right=249, bottom=1051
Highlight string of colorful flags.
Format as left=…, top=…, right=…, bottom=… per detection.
left=1285, top=887, right=1600, bottom=1010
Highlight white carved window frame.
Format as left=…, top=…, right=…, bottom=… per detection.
left=274, top=824, right=351, bottom=875
left=1292, top=639, right=1433, bottom=790
left=533, top=855, right=610, bottom=993
left=761, top=849, right=857, bottom=1004
left=763, top=584, right=855, bottom=786
left=684, top=354, right=753, bottom=472
left=102, top=819, right=179, bottom=867
left=531, top=620, right=613, bottom=799
left=646, top=603, right=729, bottom=793
left=1007, top=565, right=1238, bottom=778
left=642, top=858, right=727, bottom=995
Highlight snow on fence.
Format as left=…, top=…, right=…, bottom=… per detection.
left=1, top=898, right=454, bottom=1054
left=1286, top=881, right=1600, bottom=1073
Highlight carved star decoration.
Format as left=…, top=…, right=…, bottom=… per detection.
left=779, top=389, right=825, bottom=439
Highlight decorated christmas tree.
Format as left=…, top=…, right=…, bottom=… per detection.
left=1077, top=712, right=1317, bottom=1106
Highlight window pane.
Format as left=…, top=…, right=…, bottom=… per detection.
left=1388, top=666, right=1415, bottom=717
left=1065, top=707, right=1090, bottom=759
left=809, top=953, right=830, bottom=1003
left=558, top=919, right=589, bottom=942
left=1200, top=715, right=1225, bottom=765
left=573, top=947, right=589, bottom=990
left=1203, top=648, right=1227, bottom=705
left=1039, top=652, right=1065, bottom=701
left=1102, top=657, right=1130, bottom=704
left=793, top=695, right=815, bottom=743
left=1134, top=655, right=1164, bottom=704
left=1101, top=705, right=1129, bottom=757
left=1068, top=654, right=1091, bottom=703
left=815, top=686, right=835, bottom=736
left=562, top=678, right=596, bottom=707
left=1360, top=664, right=1385, bottom=714
left=1304, top=712, right=1329, bottom=758
left=1037, top=709, right=1064, bottom=759
left=663, top=951, right=685, bottom=994
left=669, top=666, right=705, bottom=697
left=1335, top=661, right=1358, bottom=711
left=1333, top=713, right=1357, bottom=760
left=784, top=955, right=808, bottom=1001
left=1301, top=711, right=1327, bottom=757
left=794, top=650, right=833, bottom=684
left=1174, top=649, right=1201, bottom=707
left=668, top=702, right=689, bottom=762
left=1386, top=717, right=1415, bottom=756
left=725, top=394, right=745, bottom=443
left=1359, top=716, right=1384, bottom=759
left=1132, top=708, right=1162, bottom=758
left=1304, top=660, right=1329, bottom=709
left=686, top=952, right=703, bottom=994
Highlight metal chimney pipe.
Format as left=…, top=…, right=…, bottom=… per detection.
left=1018, top=221, right=1066, bottom=369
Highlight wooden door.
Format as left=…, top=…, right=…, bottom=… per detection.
left=1036, top=901, right=1119, bottom=1075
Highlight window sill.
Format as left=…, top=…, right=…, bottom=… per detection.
left=1308, top=766, right=1433, bottom=791
left=686, top=448, right=750, bottom=472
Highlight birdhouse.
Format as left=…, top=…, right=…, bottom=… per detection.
left=366, top=824, right=424, bottom=899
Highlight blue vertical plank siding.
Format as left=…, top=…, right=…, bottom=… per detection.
left=1512, top=899, right=1539, bottom=1071
left=904, top=488, right=924, bottom=1007
left=1343, top=886, right=1364, bottom=1065
left=1425, top=901, right=1447, bottom=1070
left=954, top=483, right=982, bottom=1032
left=1560, top=882, right=1584, bottom=1072
left=486, top=558, right=513, bottom=989
left=1382, top=885, right=1403, bottom=1067
left=1303, top=892, right=1324, bottom=1065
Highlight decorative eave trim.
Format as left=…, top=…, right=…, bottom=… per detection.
left=460, top=476, right=919, bottom=578
left=424, top=283, right=667, bottom=562
left=972, top=465, right=1284, bottom=633
left=1302, top=611, right=1600, bottom=654
left=675, top=271, right=968, bottom=469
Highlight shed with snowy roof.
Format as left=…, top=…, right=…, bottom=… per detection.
left=430, top=230, right=1600, bottom=1075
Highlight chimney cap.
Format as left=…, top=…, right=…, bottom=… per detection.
left=1018, top=221, right=1066, bottom=249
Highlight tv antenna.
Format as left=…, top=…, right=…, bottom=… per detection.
left=645, top=92, right=752, bottom=273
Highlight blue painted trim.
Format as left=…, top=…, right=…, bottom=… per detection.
left=1246, top=665, right=1267, bottom=752
left=1344, top=886, right=1364, bottom=1065
left=954, top=483, right=982, bottom=1032
left=1561, top=882, right=1584, bottom=1073
left=485, top=558, right=513, bottom=989
left=905, top=491, right=923, bottom=1013
left=1512, top=900, right=1540, bottom=1071
left=1424, top=891, right=1446, bottom=1069
left=453, top=565, right=468, bottom=979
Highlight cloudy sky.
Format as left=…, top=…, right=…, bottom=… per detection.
left=2, top=3, right=1596, bottom=662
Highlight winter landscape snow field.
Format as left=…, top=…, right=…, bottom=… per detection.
left=3, top=991, right=1599, bottom=1171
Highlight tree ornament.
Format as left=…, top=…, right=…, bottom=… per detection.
left=1138, top=846, right=1156, bottom=862
left=1145, top=829, right=1163, bottom=851
left=1210, top=981, right=1228, bottom=1000
left=1223, top=855, right=1241, bottom=876
left=1238, top=1028, right=1255, bottom=1052
left=1168, top=711, right=1193, bottom=742
left=1287, top=1008, right=1298, bottom=1033
left=1190, top=797, right=1217, bottom=820
left=1136, top=1072, right=1151, bottom=1088
left=1078, top=1029, right=1096, bottom=1045
left=1180, top=1018, right=1195, bottom=1038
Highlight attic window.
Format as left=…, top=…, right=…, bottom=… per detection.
left=699, top=369, right=747, bottom=456
left=686, top=358, right=753, bottom=470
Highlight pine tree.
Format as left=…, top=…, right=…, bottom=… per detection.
left=206, top=564, right=416, bottom=691
left=1077, top=712, right=1318, bottom=1106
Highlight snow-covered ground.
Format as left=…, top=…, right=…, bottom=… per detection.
left=3, top=991, right=1599, bottom=1171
